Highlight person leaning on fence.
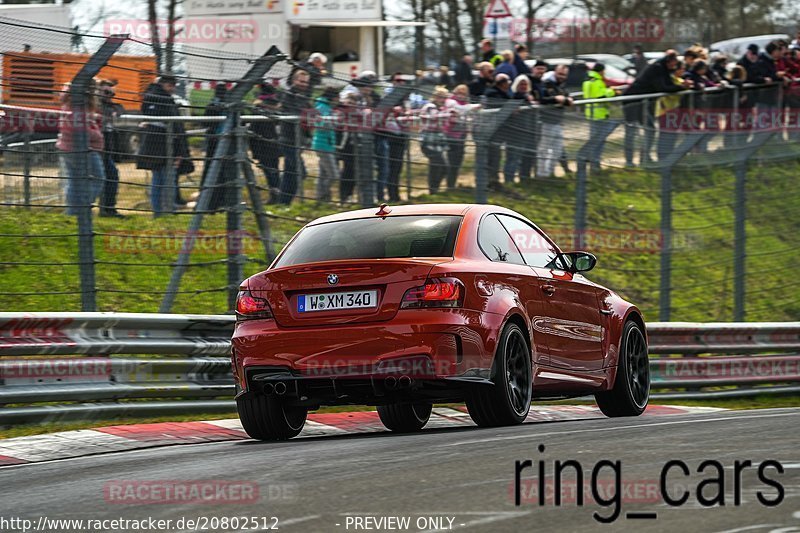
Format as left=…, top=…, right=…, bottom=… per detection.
left=622, top=52, right=690, bottom=166
left=135, top=74, right=190, bottom=217
left=420, top=86, right=451, bottom=194
left=312, top=87, right=340, bottom=202
left=277, top=69, right=311, bottom=205
left=56, top=81, right=106, bottom=216
left=537, top=65, right=574, bottom=178
left=249, top=83, right=282, bottom=204
left=654, top=61, right=689, bottom=161
left=781, top=44, right=800, bottom=139
left=582, top=63, right=620, bottom=173
left=97, top=78, right=125, bottom=218
left=754, top=41, right=788, bottom=129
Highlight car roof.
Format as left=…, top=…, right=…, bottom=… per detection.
left=306, top=204, right=517, bottom=226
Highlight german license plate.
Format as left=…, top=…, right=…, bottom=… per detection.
left=298, top=290, right=378, bottom=312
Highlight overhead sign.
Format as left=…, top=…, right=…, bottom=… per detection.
left=287, top=0, right=381, bottom=21
left=185, top=0, right=281, bottom=17
left=484, top=0, right=512, bottom=19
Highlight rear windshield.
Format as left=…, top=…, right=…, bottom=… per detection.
left=274, top=215, right=462, bottom=268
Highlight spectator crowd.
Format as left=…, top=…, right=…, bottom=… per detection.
left=55, top=36, right=800, bottom=215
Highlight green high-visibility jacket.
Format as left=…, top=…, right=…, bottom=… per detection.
left=581, top=71, right=616, bottom=120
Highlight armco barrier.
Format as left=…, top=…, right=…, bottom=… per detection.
left=1, top=313, right=799, bottom=426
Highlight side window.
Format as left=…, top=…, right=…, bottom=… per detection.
left=497, top=214, right=563, bottom=269
left=477, top=214, right=525, bottom=265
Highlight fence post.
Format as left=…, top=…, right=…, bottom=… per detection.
left=473, top=113, right=488, bottom=204
left=159, top=46, right=285, bottom=313
left=20, top=112, right=34, bottom=209
left=656, top=133, right=714, bottom=321
left=474, top=101, right=520, bottom=204
left=574, top=158, right=588, bottom=249
left=733, top=161, right=746, bottom=321
left=730, top=131, right=775, bottom=320
left=163, top=120, right=175, bottom=214
left=658, top=165, right=672, bottom=321
left=227, top=121, right=245, bottom=311
left=294, top=114, right=303, bottom=203
left=68, top=34, right=126, bottom=312
left=405, top=131, right=412, bottom=201
left=355, top=125, right=374, bottom=207
left=239, top=119, right=276, bottom=263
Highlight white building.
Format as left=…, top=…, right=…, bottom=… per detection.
left=182, top=0, right=422, bottom=82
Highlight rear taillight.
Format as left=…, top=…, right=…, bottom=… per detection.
left=235, top=290, right=274, bottom=320
left=401, top=277, right=464, bottom=309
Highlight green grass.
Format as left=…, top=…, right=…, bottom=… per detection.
left=0, top=159, right=798, bottom=320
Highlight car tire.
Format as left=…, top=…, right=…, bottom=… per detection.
left=236, top=393, right=307, bottom=440
left=595, top=320, right=649, bottom=417
left=466, top=323, right=532, bottom=427
left=377, top=402, right=432, bottom=432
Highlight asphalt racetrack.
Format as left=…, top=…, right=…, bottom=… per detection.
left=2, top=408, right=799, bottom=533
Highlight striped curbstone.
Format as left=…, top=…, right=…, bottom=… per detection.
left=0, top=404, right=725, bottom=467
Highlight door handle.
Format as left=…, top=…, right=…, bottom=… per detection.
left=600, top=308, right=612, bottom=315
left=541, top=284, right=555, bottom=296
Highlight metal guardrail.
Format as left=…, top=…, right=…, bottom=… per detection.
left=1, top=313, right=799, bottom=425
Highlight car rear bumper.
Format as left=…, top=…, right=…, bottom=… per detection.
left=231, top=309, right=502, bottom=395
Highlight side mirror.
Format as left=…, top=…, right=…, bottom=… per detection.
left=563, top=251, right=597, bottom=273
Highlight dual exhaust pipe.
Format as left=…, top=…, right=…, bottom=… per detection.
left=384, top=375, right=412, bottom=390
left=263, top=381, right=288, bottom=395
left=264, top=376, right=412, bottom=394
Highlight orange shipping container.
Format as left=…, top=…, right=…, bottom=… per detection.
left=2, top=51, right=158, bottom=112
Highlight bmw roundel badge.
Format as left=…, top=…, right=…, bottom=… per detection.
left=327, top=274, right=339, bottom=285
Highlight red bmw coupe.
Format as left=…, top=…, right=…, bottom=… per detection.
left=232, top=204, right=649, bottom=440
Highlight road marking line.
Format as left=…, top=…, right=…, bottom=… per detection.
left=438, top=411, right=800, bottom=447
left=712, top=525, right=781, bottom=533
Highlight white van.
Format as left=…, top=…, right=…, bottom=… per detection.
left=710, top=34, right=791, bottom=58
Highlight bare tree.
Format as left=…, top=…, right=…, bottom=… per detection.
left=164, top=0, right=181, bottom=73
left=147, top=0, right=163, bottom=71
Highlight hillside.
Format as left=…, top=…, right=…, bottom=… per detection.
left=0, top=160, right=797, bottom=322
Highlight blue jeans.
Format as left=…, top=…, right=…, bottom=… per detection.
left=503, top=147, right=522, bottom=182
left=101, top=153, right=119, bottom=211
left=149, top=167, right=167, bottom=216
left=588, top=120, right=619, bottom=168
left=64, top=151, right=105, bottom=215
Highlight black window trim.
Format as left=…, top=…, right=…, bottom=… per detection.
left=493, top=213, right=570, bottom=271
left=476, top=212, right=527, bottom=265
